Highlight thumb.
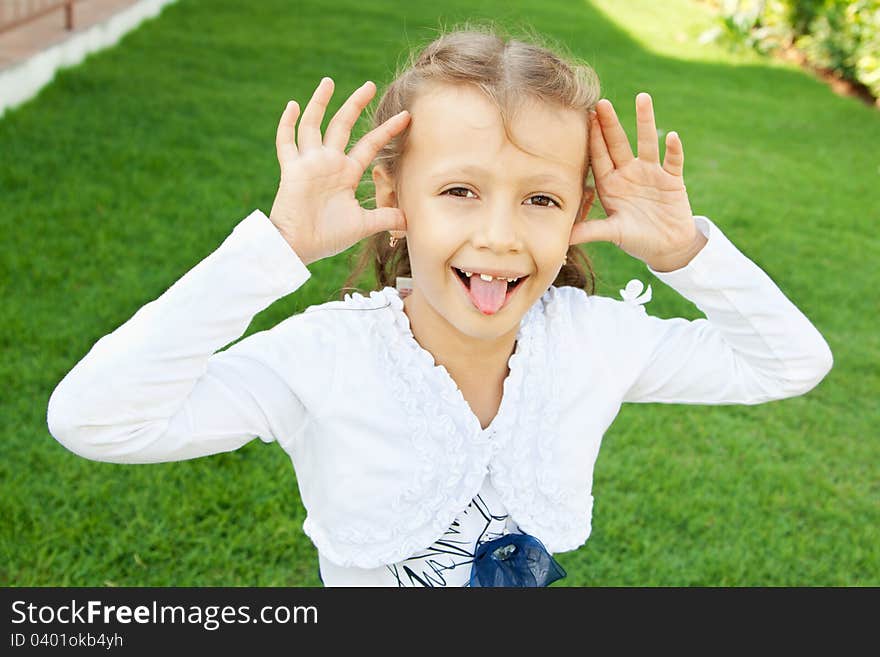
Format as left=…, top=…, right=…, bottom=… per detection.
left=569, top=216, right=622, bottom=247
left=360, top=206, right=407, bottom=240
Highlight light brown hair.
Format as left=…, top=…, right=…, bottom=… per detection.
left=339, top=20, right=601, bottom=300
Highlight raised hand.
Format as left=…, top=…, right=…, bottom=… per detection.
left=570, top=93, right=707, bottom=272
left=269, top=77, right=411, bottom=266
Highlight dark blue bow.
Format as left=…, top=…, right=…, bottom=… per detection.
left=469, top=532, right=566, bottom=587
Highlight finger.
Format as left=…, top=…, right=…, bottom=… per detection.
left=595, top=99, right=634, bottom=168
left=569, top=216, right=622, bottom=247
left=298, top=77, right=334, bottom=152
left=275, top=100, right=301, bottom=167
left=347, top=110, right=411, bottom=172
left=636, top=92, right=660, bottom=163
left=325, top=80, right=377, bottom=152
left=588, top=110, right=614, bottom=181
left=360, top=205, right=407, bottom=239
left=662, top=130, right=684, bottom=177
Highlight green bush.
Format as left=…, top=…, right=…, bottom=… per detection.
left=701, top=0, right=880, bottom=100
left=796, top=1, right=880, bottom=97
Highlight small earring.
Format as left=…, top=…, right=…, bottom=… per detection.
left=562, top=255, right=568, bottom=265
left=389, top=234, right=399, bottom=248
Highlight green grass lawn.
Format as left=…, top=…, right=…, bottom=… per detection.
left=1, top=0, right=877, bottom=586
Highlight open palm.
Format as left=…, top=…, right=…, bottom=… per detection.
left=571, top=93, right=705, bottom=272
left=269, top=78, right=411, bottom=266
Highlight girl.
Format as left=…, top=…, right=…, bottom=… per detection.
left=46, top=27, right=833, bottom=587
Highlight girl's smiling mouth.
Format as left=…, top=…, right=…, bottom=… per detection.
left=451, top=266, right=529, bottom=315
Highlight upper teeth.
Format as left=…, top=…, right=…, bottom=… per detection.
left=458, top=268, right=520, bottom=283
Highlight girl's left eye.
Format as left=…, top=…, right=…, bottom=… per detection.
left=524, top=194, right=560, bottom=208
left=442, top=188, right=560, bottom=208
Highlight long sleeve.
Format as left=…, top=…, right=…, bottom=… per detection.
left=46, top=209, right=326, bottom=463
left=586, top=215, right=833, bottom=405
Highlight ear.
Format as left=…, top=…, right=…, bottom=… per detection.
left=576, top=186, right=596, bottom=221
left=372, top=165, right=404, bottom=239
left=372, top=164, right=398, bottom=208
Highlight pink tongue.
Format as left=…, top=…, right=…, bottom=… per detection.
left=468, top=275, right=507, bottom=314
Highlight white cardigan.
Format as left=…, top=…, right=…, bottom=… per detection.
left=46, top=209, right=833, bottom=573
left=321, top=475, right=521, bottom=586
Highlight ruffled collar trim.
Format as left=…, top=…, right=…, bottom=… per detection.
left=377, top=285, right=545, bottom=438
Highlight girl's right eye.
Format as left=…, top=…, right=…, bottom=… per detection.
left=442, top=187, right=477, bottom=199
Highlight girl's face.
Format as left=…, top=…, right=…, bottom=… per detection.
left=374, top=83, right=591, bottom=346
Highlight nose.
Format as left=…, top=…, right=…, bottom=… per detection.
left=472, top=199, right=523, bottom=254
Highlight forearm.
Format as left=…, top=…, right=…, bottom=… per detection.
left=47, top=209, right=311, bottom=462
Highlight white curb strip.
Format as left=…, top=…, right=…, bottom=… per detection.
left=0, top=0, right=178, bottom=118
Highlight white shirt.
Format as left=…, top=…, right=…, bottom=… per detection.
left=46, top=209, right=833, bottom=585
left=320, top=476, right=520, bottom=586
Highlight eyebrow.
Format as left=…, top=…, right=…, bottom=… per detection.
left=429, top=164, right=569, bottom=186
